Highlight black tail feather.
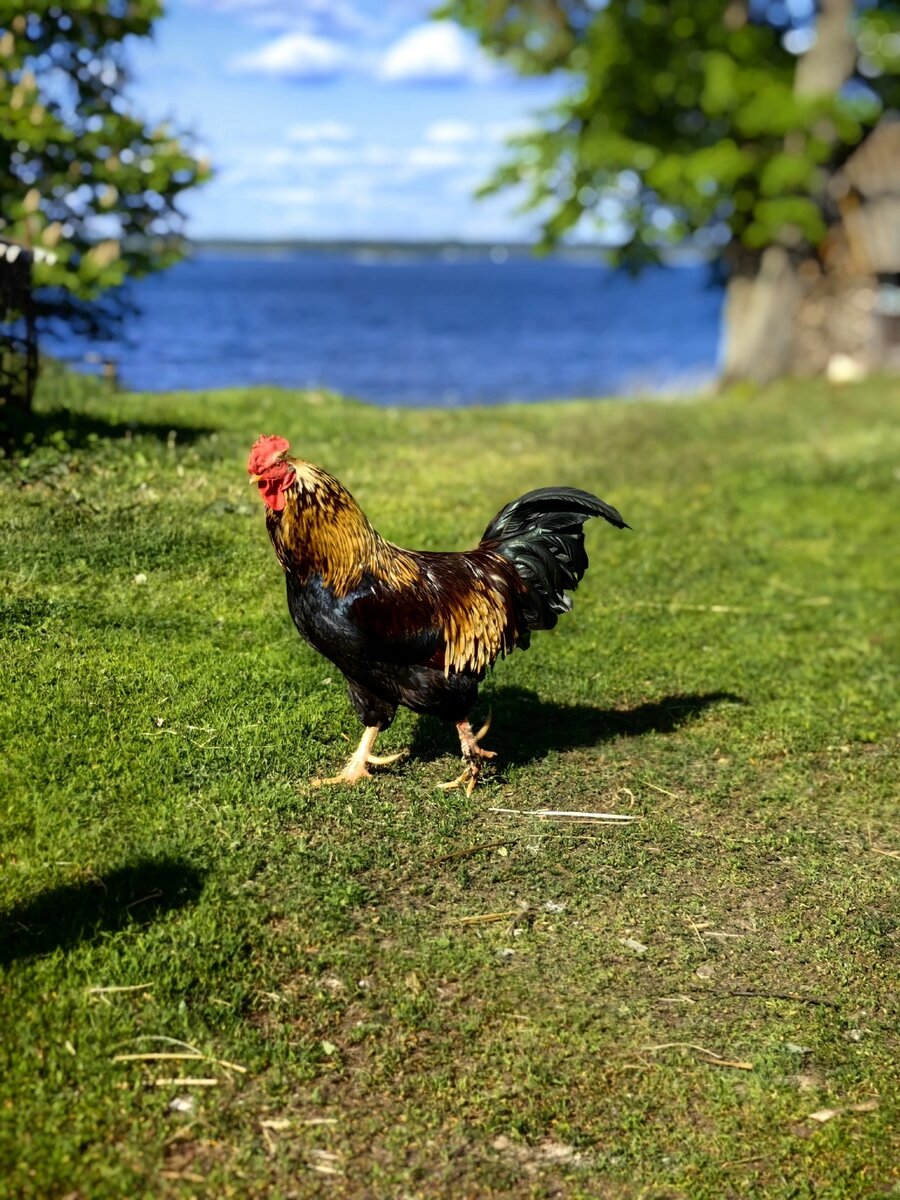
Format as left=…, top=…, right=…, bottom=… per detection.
left=480, top=486, right=628, bottom=633
left=481, top=486, right=629, bottom=541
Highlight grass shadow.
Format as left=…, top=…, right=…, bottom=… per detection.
left=0, top=857, right=205, bottom=967
left=2, top=407, right=215, bottom=452
left=410, top=688, right=745, bottom=767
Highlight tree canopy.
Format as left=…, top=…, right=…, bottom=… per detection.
left=440, top=0, right=900, bottom=267
left=0, top=0, right=209, bottom=333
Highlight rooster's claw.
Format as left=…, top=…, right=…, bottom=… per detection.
left=437, top=718, right=496, bottom=795
left=311, top=729, right=407, bottom=786
left=437, top=765, right=481, bottom=796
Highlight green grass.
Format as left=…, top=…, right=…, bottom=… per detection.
left=1, top=368, right=898, bottom=1198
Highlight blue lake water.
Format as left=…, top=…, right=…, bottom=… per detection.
left=49, top=251, right=723, bottom=406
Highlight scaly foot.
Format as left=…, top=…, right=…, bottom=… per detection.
left=437, top=763, right=481, bottom=796
left=311, top=727, right=406, bottom=787
left=312, top=750, right=407, bottom=787
left=436, top=717, right=496, bottom=795
left=312, top=763, right=373, bottom=787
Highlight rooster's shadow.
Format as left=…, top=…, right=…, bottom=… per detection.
left=408, top=687, right=745, bottom=768
left=0, top=857, right=205, bottom=967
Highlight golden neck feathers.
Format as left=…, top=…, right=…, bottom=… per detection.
left=266, top=461, right=420, bottom=596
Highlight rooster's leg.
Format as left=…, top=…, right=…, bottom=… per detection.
left=437, top=717, right=496, bottom=797
left=312, top=726, right=406, bottom=787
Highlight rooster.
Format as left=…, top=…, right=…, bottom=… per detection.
left=249, top=435, right=628, bottom=793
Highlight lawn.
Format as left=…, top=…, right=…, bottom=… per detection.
left=1, top=369, right=897, bottom=1198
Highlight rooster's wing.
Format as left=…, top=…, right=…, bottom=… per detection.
left=348, top=547, right=525, bottom=677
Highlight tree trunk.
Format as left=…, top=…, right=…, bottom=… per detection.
left=720, top=0, right=859, bottom=382
left=792, top=0, right=856, bottom=98
left=720, top=247, right=802, bottom=384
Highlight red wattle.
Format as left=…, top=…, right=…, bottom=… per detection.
left=259, top=478, right=287, bottom=511
left=257, top=461, right=296, bottom=511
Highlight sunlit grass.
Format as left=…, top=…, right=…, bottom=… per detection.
left=1, top=369, right=897, bottom=1197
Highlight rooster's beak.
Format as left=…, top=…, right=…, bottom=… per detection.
left=248, top=474, right=262, bottom=484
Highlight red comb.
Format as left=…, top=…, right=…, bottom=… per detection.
left=248, top=434, right=290, bottom=474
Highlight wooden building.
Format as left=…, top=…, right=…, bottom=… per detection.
left=796, top=117, right=900, bottom=378
left=0, top=237, right=38, bottom=420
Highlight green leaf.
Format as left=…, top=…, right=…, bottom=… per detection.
left=0, top=0, right=209, bottom=334
left=440, top=0, right=891, bottom=265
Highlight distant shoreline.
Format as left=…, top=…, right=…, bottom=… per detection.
left=190, top=238, right=708, bottom=266
left=192, top=238, right=599, bottom=262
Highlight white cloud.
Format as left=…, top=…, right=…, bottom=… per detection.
left=285, top=120, right=354, bottom=142
left=424, top=119, right=479, bottom=144
left=406, top=144, right=466, bottom=170
left=217, top=145, right=296, bottom=186
left=229, top=135, right=490, bottom=195
left=259, top=147, right=293, bottom=166
left=250, top=185, right=318, bottom=206
left=189, top=0, right=376, bottom=37
left=377, top=22, right=495, bottom=85
left=230, top=31, right=348, bottom=80
left=238, top=172, right=530, bottom=240
left=357, top=144, right=396, bottom=167
left=302, top=145, right=356, bottom=166
left=214, top=113, right=511, bottom=239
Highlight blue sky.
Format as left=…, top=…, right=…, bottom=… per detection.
left=129, top=0, right=565, bottom=241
